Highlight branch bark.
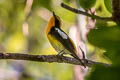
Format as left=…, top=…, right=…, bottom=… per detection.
left=61, top=3, right=112, bottom=21
left=0, top=53, right=110, bottom=67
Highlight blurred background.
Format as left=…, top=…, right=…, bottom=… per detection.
left=0, top=0, right=113, bottom=80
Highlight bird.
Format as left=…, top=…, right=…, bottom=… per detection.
left=46, top=12, right=86, bottom=67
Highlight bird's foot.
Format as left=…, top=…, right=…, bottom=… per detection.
left=57, top=49, right=65, bottom=56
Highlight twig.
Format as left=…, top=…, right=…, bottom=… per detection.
left=79, top=47, right=85, bottom=59
left=0, top=53, right=110, bottom=67
left=61, top=3, right=112, bottom=21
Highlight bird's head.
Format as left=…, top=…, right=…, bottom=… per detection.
left=52, top=12, right=61, bottom=27
left=46, top=12, right=61, bottom=34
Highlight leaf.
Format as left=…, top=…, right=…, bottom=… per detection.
left=104, top=50, right=120, bottom=65
left=87, top=25, right=120, bottom=80
left=104, top=0, right=112, bottom=13
left=88, top=25, right=120, bottom=63
left=86, top=65, right=120, bottom=80
left=78, top=0, right=96, bottom=10
left=88, top=26, right=120, bottom=50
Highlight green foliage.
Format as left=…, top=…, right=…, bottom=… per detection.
left=87, top=65, right=120, bottom=80
left=88, top=26, right=120, bottom=50
left=104, top=0, right=112, bottom=13
left=78, top=0, right=96, bottom=10
left=86, top=0, right=120, bottom=79
left=87, top=23, right=120, bottom=79
left=88, top=25, right=120, bottom=62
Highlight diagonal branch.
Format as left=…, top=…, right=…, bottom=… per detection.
left=61, top=3, right=112, bottom=21
left=0, top=53, right=110, bottom=67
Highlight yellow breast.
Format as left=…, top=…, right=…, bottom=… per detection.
left=47, top=34, right=64, bottom=52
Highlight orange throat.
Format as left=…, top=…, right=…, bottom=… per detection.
left=46, top=16, right=55, bottom=35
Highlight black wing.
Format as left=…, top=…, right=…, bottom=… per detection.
left=50, top=27, right=76, bottom=54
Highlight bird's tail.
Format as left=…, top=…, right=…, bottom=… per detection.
left=70, top=53, right=86, bottom=68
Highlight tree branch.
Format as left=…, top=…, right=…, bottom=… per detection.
left=61, top=3, right=112, bottom=21
left=0, top=53, right=110, bottom=67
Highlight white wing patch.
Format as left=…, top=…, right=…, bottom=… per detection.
left=55, top=28, right=68, bottom=39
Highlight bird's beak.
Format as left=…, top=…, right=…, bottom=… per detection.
left=53, top=11, right=56, bottom=18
